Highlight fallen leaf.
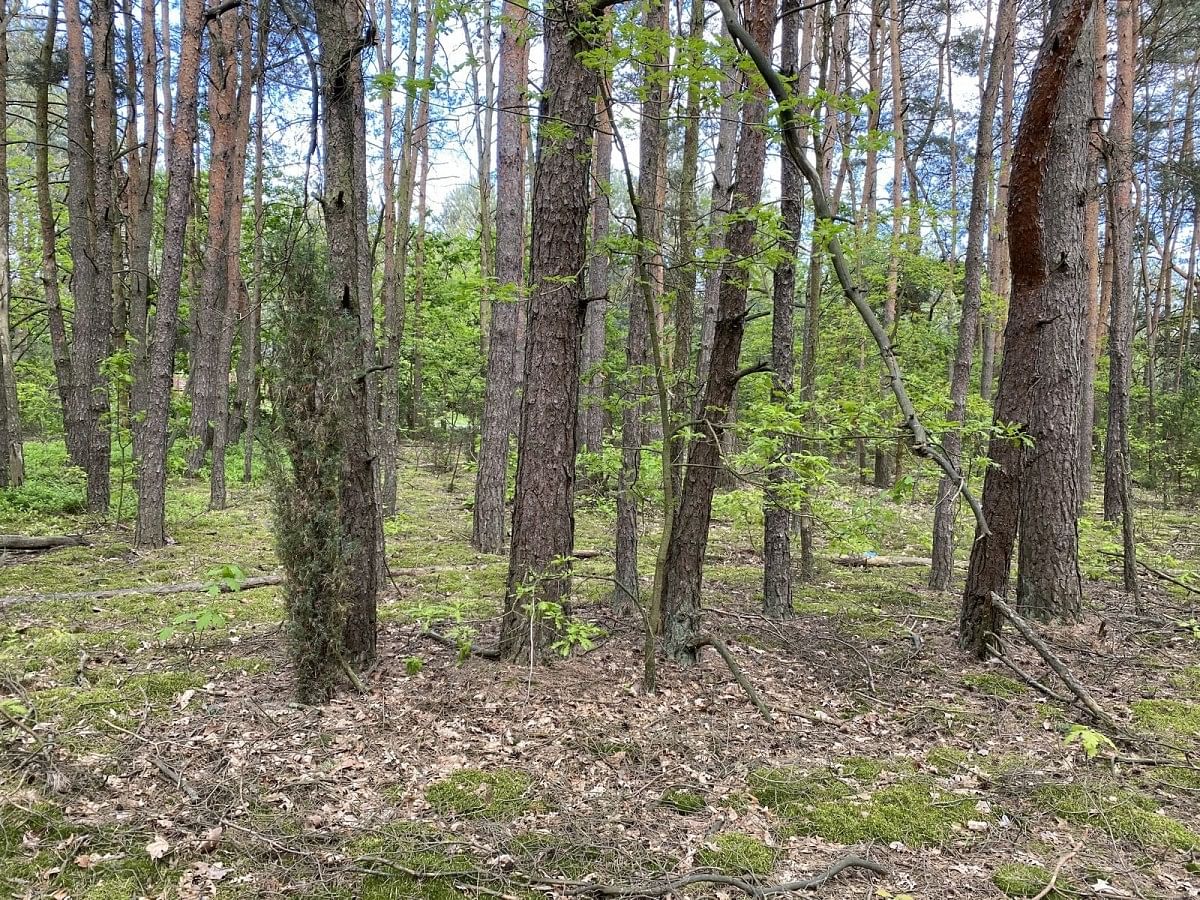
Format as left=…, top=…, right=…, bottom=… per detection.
left=146, top=835, right=171, bottom=861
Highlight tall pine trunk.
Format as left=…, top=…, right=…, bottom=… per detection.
left=960, top=0, right=1095, bottom=654
left=499, top=0, right=601, bottom=662
left=473, top=0, right=529, bottom=553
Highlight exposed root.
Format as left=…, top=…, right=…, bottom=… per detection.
left=693, top=634, right=774, bottom=722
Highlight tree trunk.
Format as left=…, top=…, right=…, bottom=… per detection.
left=929, top=0, right=1012, bottom=591
left=135, top=0, right=206, bottom=548
left=1076, top=7, right=1106, bottom=509
left=211, top=11, right=254, bottom=509
left=960, top=0, right=1095, bottom=655
left=65, top=0, right=115, bottom=510
left=578, top=94, right=611, bottom=458
left=762, top=0, right=803, bottom=618
left=312, top=0, right=385, bottom=667
left=240, top=0, right=270, bottom=483
left=407, top=13, right=437, bottom=433
left=499, top=0, right=601, bottom=663
left=615, top=0, right=669, bottom=609
left=662, top=0, right=777, bottom=664
left=35, top=0, right=74, bottom=439
left=0, top=0, right=24, bottom=487
left=874, top=0, right=908, bottom=489
left=1103, top=0, right=1138, bottom=596
left=379, top=0, right=421, bottom=514
left=472, top=0, right=529, bottom=553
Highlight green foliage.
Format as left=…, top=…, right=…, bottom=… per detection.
left=156, top=608, right=227, bottom=643
left=204, top=562, right=247, bottom=595
left=425, top=769, right=536, bottom=820
left=695, top=833, right=775, bottom=875
left=1063, top=724, right=1117, bottom=759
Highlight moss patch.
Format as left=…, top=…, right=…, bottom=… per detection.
left=963, top=673, right=1028, bottom=699
left=1131, top=699, right=1200, bottom=738
left=661, top=789, right=706, bottom=814
left=1033, top=782, right=1199, bottom=850
left=993, top=863, right=1056, bottom=898
left=750, top=765, right=980, bottom=847
left=695, top=833, right=775, bottom=875
left=425, top=769, right=536, bottom=821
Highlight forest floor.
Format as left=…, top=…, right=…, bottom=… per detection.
left=1, top=441, right=1199, bottom=900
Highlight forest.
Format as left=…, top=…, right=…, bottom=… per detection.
left=0, top=0, right=1199, bottom=894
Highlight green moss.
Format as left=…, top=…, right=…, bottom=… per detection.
left=661, top=789, right=706, bottom=814
left=993, top=863, right=1055, bottom=898
left=1034, top=783, right=1200, bottom=850
left=508, top=832, right=607, bottom=878
left=425, top=769, right=535, bottom=821
left=1131, top=699, right=1200, bottom=738
left=695, top=833, right=775, bottom=875
left=786, top=779, right=978, bottom=846
left=963, top=673, right=1028, bottom=699
left=748, top=767, right=851, bottom=808
left=361, top=875, right=467, bottom=900
left=1171, top=667, right=1200, bottom=696
left=925, top=746, right=968, bottom=772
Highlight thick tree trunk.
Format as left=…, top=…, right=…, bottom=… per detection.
left=499, top=0, right=601, bottom=663
left=662, top=0, right=777, bottom=664
left=312, top=0, right=385, bottom=667
left=762, top=0, right=803, bottom=618
left=960, top=0, right=1095, bottom=654
left=185, top=9, right=243, bottom=477
left=1103, top=0, right=1138, bottom=597
left=65, top=0, right=115, bottom=511
left=135, top=0, right=206, bottom=548
left=472, top=0, right=529, bottom=553
left=929, top=0, right=1012, bottom=591
left=0, top=0, right=24, bottom=487
left=578, top=95, right=611, bottom=458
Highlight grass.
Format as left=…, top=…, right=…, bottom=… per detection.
left=1131, top=699, right=1200, bottom=738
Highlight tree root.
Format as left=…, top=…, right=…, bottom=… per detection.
left=693, top=634, right=774, bottom=722
left=989, top=594, right=1118, bottom=731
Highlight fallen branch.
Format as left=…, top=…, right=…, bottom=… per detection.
left=989, top=594, right=1118, bottom=731
left=832, top=555, right=931, bottom=568
left=693, top=635, right=773, bottom=722
left=1029, top=843, right=1079, bottom=900
left=0, top=574, right=284, bottom=607
left=0, top=534, right=87, bottom=551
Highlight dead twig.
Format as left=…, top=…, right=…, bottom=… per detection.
left=985, top=634, right=1071, bottom=705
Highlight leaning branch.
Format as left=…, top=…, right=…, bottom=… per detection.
left=989, top=594, right=1118, bottom=731
left=707, top=0, right=987, bottom=537
left=693, top=634, right=774, bottom=722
